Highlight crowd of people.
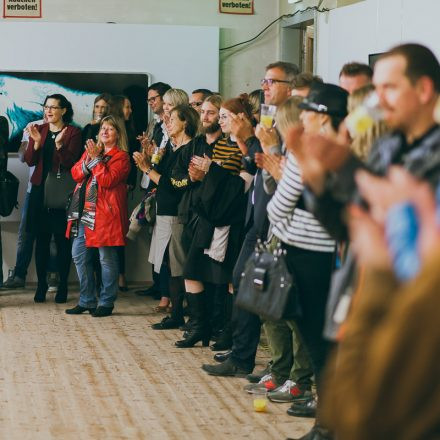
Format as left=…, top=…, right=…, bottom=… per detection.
left=1, top=41, right=440, bottom=440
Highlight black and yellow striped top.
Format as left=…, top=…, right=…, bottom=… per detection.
left=212, top=136, right=243, bottom=175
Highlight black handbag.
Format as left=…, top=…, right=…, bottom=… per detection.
left=236, top=238, right=293, bottom=321
left=44, top=166, right=76, bottom=210
left=0, top=170, right=19, bottom=217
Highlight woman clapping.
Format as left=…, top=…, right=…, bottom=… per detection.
left=65, top=116, right=130, bottom=317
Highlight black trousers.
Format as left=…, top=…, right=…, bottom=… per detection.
left=230, top=226, right=262, bottom=371
left=0, top=222, right=3, bottom=285
left=284, top=244, right=334, bottom=391
left=35, top=231, right=72, bottom=289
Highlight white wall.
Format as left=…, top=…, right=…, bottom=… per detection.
left=315, top=0, right=440, bottom=82
left=2, top=0, right=280, bottom=98
left=0, top=21, right=219, bottom=284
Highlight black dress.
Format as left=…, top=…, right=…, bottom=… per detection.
left=183, top=163, right=246, bottom=284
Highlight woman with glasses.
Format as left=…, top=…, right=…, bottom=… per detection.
left=24, top=94, right=82, bottom=303
left=174, top=95, right=251, bottom=348
left=133, top=104, right=210, bottom=330
left=143, top=88, right=190, bottom=313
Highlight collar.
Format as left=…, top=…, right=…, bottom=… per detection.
left=399, top=124, right=439, bottom=151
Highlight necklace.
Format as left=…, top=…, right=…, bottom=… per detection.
left=50, top=124, right=64, bottom=139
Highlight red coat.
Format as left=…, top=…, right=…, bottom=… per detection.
left=66, top=147, right=130, bottom=247
left=24, top=123, right=82, bottom=185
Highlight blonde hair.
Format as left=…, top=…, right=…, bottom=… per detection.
left=274, top=96, right=303, bottom=140
left=163, top=88, right=189, bottom=108
left=204, top=94, right=223, bottom=110
left=348, top=84, right=389, bottom=161
left=98, top=115, right=128, bottom=152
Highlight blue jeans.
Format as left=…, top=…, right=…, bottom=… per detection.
left=72, top=223, right=118, bottom=308
left=14, top=192, right=35, bottom=280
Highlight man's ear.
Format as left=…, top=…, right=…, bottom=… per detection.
left=416, top=75, right=436, bottom=105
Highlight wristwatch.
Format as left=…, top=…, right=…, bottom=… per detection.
left=145, top=166, right=153, bottom=175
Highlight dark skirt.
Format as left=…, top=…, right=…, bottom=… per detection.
left=183, top=220, right=243, bottom=285
left=27, top=184, right=68, bottom=235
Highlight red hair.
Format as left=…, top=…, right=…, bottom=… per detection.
left=222, top=93, right=254, bottom=121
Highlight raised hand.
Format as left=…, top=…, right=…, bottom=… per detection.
left=55, top=127, right=67, bottom=150
left=230, top=112, right=254, bottom=143
left=255, top=124, right=280, bottom=153
left=191, top=154, right=212, bottom=173
left=348, top=204, right=392, bottom=270
left=188, top=162, right=206, bottom=182
left=27, top=124, right=42, bottom=149
left=133, top=151, right=151, bottom=172
left=255, top=152, right=283, bottom=181
left=85, top=139, right=103, bottom=159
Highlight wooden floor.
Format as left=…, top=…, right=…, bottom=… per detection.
left=0, top=287, right=313, bottom=440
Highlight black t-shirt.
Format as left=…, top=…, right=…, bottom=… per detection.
left=156, top=136, right=210, bottom=216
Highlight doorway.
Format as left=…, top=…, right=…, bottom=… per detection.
left=280, top=9, right=317, bottom=73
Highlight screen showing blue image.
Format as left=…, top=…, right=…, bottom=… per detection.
left=0, top=71, right=150, bottom=152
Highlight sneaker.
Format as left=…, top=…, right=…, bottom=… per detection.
left=246, top=361, right=272, bottom=383
left=243, top=374, right=279, bottom=394
left=47, top=272, right=59, bottom=293
left=267, top=380, right=312, bottom=403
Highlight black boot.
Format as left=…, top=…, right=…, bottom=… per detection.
left=55, top=283, right=68, bottom=304
left=34, top=283, right=48, bottom=303
left=175, top=292, right=210, bottom=348
left=210, top=292, right=233, bottom=350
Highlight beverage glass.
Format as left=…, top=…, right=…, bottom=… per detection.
left=260, top=104, right=277, bottom=129
left=252, top=389, right=268, bottom=412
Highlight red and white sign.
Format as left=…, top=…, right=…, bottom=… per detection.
left=4, top=0, right=41, bottom=18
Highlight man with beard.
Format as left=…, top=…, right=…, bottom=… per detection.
left=200, top=94, right=222, bottom=145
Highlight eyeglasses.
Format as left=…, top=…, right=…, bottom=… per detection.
left=260, top=78, right=291, bottom=87
left=43, top=105, right=62, bottom=110
left=147, top=95, right=161, bottom=104
left=190, top=101, right=203, bottom=108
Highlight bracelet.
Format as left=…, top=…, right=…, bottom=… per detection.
left=145, top=166, right=152, bottom=175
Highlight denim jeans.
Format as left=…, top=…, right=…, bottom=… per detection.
left=14, top=192, right=35, bottom=280
left=72, top=223, right=119, bottom=308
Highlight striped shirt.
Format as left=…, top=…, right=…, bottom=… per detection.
left=267, top=153, right=335, bottom=253
left=212, top=136, right=243, bottom=175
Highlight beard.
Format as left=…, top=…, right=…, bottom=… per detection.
left=202, top=121, right=221, bottom=134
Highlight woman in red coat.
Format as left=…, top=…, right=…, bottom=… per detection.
left=25, top=94, right=82, bottom=303
left=65, top=115, right=130, bottom=317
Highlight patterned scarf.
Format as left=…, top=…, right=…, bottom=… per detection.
left=67, top=155, right=111, bottom=231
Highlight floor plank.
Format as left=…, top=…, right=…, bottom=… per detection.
left=0, top=288, right=313, bottom=440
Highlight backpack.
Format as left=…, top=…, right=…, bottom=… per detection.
left=0, top=170, right=19, bottom=217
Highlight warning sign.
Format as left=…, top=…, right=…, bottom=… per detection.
left=219, top=0, right=254, bottom=15
left=3, top=0, right=41, bottom=18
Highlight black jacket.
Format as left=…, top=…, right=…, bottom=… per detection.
left=310, top=124, right=440, bottom=340
left=0, top=116, right=8, bottom=175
